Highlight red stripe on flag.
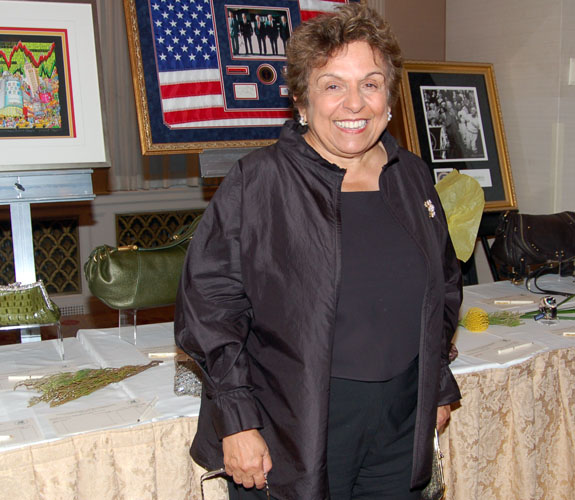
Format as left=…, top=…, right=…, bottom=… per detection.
left=164, top=107, right=293, bottom=125
left=300, top=10, right=333, bottom=21
left=160, top=81, right=222, bottom=99
left=300, top=1, right=349, bottom=21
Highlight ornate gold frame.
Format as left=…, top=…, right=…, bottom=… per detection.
left=123, top=0, right=284, bottom=155
left=397, top=61, right=517, bottom=212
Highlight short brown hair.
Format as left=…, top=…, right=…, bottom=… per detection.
left=284, top=3, right=403, bottom=110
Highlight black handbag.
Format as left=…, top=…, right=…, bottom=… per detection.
left=490, top=211, right=575, bottom=280
left=84, top=216, right=202, bottom=310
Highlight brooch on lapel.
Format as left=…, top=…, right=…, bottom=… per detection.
left=424, top=200, right=436, bottom=218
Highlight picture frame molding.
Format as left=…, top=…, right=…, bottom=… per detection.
left=123, top=0, right=298, bottom=155
left=397, top=60, right=517, bottom=212
left=0, top=0, right=109, bottom=171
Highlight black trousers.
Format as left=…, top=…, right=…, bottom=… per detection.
left=228, top=359, right=421, bottom=500
left=327, top=359, right=421, bottom=499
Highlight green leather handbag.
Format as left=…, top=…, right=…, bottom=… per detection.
left=84, top=216, right=202, bottom=310
left=0, top=280, right=61, bottom=327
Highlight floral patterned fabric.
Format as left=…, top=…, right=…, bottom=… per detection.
left=442, top=347, right=575, bottom=500
left=0, top=417, right=228, bottom=500
left=1, top=348, right=573, bottom=500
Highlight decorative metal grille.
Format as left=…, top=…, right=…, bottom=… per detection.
left=0, top=222, right=14, bottom=286
left=116, top=209, right=204, bottom=247
left=0, top=218, right=81, bottom=294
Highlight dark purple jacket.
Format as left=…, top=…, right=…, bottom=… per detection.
left=175, top=120, right=462, bottom=500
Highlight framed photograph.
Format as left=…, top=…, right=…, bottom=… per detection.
left=0, top=0, right=108, bottom=171
left=123, top=0, right=359, bottom=155
left=398, top=61, right=517, bottom=211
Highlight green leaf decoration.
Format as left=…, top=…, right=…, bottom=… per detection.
left=15, top=361, right=160, bottom=407
left=487, top=311, right=523, bottom=327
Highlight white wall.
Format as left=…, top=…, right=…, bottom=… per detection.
left=557, top=0, right=575, bottom=212
left=377, top=0, right=446, bottom=61
left=446, top=0, right=575, bottom=214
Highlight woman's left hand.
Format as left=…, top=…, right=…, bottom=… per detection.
left=436, top=404, right=451, bottom=432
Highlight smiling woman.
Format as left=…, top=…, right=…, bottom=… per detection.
left=296, top=41, right=390, bottom=190
left=175, top=3, right=462, bottom=500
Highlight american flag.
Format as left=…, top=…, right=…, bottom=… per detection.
left=149, top=0, right=352, bottom=129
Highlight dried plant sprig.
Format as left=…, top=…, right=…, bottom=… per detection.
left=15, top=361, right=160, bottom=407
left=487, top=310, right=523, bottom=327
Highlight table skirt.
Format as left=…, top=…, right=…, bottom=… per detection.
left=1, top=347, right=574, bottom=499
left=0, top=417, right=228, bottom=500
left=443, top=347, right=575, bottom=500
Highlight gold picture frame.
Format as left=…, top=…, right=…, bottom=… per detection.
left=124, top=0, right=362, bottom=155
left=396, top=61, right=517, bottom=212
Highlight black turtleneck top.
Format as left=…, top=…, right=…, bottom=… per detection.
left=331, top=189, right=427, bottom=381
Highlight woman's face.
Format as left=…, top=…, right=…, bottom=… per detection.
left=297, top=41, right=390, bottom=165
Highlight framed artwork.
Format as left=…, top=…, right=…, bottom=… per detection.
left=0, top=30, right=73, bottom=139
left=0, top=0, right=108, bottom=171
left=123, top=0, right=359, bottom=155
left=398, top=61, right=517, bottom=211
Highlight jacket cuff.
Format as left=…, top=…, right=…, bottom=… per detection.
left=437, top=364, right=462, bottom=406
left=212, top=388, right=264, bottom=439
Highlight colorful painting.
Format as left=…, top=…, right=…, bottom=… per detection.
left=0, top=28, right=74, bottom=138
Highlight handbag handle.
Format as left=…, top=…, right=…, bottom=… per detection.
left=139, top=215, right=203, bottom=252
left=525, top=261, right=575, bottom=297
left=200, top=468, right=270, bottom=500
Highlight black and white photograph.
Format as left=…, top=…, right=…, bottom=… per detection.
left=226, top=7, right=291, bottom=59
left=420, top=86, right=488, bottom=162
left=398, top=61, right=517, bottom=211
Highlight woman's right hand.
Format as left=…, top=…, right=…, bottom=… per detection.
left=222, top=429, right=273, bottom=489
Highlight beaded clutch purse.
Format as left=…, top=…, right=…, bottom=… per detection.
left=422, top=430, right=446, bottom=500
left=0, top=280, right=60, bottom=327
left=173, top=352, right=203, bottom=397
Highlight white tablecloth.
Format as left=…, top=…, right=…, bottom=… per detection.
left=0, top=275, right=573, bottom=499
left=0, top=322, right=201, bottom=452
left=443, top=274, right=575, bottom=500
left=451, top=274, right=575, bottom=374
left=0, top=323, right=225, bottom=500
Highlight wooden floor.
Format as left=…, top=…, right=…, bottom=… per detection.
left=0, top=305, right=176, bottom=346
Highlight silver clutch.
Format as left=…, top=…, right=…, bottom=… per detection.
left=173, top=351, right=203, bottom=397
left=422, top=430, right=446, bottom=500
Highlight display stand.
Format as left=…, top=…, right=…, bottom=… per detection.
left=0, top=322, right=64, bottom=359
left=118, top=309, right=138, bottom=345
left=0, top=169, right=95, bottom=353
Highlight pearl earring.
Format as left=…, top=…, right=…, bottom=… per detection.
left=387, top=111, right=392, bottom=121
left=299, top=115, right=308, bottom=127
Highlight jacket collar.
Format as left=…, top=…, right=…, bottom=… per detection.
left=279, top=120, right=344, bottom=173
left=380, top=128, right=400, bottom=169
left=279, top=119, right=401, bottom=173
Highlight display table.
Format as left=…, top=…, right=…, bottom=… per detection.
left=0, top=276, right=573, bottom=499
left=444, top=275, right=575, bottom=500
left=0, top=323, right=227, bottom=500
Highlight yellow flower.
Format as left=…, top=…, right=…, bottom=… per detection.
left=461, top=307, right=490, bottom=332
left=460, top=308, right=524, bottom=331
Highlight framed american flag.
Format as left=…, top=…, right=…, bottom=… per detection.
left=123, top=0, right=359, bottom=154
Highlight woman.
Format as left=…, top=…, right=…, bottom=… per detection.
left=175, top=4, right=462, bottom=499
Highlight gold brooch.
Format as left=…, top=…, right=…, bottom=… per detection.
left=424, top=200, right=436, bottom=218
